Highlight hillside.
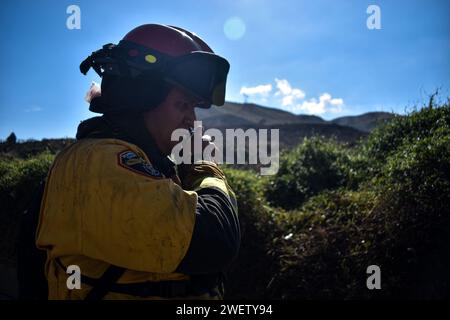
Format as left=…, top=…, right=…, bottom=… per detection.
left=1, top=102, right=383, bottom=158
left=196, top=101, right=326, bottom=127
left=332, top=111, right=395, bottom=132
left=196, top=102, right=395, bottom=145
left=0, top=138, right=74, bottom=160
left=197, top=102, right=394, bottom=131
left=1, top=102, right=395, bottom=159
left=0, top=123, right=364, bottom=160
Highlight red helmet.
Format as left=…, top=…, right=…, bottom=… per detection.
left=80, top=24, right=230, bottom=110
left=123, top=24, right=212, bottom=56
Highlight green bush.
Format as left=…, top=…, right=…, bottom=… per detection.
left=222, top=167, right=282, bottom=299
left=0, top=152, right=54, bottom=263
left=366, top=124, right=450, bottom=298
left=363, top=102, right=450, bottom=174
left=222, top=166, right=266, bottom=213
left=265, top=103, right=450, bottom=299
left=265, top=137, right=367, bottom=210
left=266, top=189, right=379, bottom=299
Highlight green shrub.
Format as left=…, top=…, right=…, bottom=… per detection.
left=222, top=166, right=266, bottom=213
left=222, top=167, right=282, bottom=299
left=0, top=152, right=54, bottom=263
left=265, top=137, right=366, bottom=210
left=266, top=189, right=379, bottom=299
left=363, top=102, right=450, bottom=174
left=265, top=103, right=450, bottom=299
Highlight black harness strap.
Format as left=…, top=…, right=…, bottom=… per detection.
left=55, top=259, right=218, bottom=299
left=81, top=275, right=193, bottom=298
left=83, top=265, right=126, bottom=300
left=56, top=258, right=125, bottom=300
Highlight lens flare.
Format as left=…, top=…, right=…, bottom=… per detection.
left=223, top=17, right=246, bottom=40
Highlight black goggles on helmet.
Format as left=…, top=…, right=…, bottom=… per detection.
left=164, top=51, right=229, bottom=107
left=80, top=41, right=230, bottom=107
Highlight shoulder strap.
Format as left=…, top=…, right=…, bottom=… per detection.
left=84, top=264, right=126, bottom=300
left=56, top=258, right=224, bottom=298
left=56, top=258, right=125, bottom=300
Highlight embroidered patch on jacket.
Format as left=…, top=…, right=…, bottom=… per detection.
left=118, top=151, right=163, bottom=178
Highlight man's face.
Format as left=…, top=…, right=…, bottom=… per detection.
left=143, top=87, right=199, bottom=155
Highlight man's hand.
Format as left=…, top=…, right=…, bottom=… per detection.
left=184, top=125, right=219, bottom=164
left=177, top=126, right=223, bottom=189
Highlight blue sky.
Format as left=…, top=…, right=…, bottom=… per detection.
left=0, top=0, right=449, bottom=139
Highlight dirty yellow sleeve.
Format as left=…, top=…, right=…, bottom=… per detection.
left=178, top=161, right=238, bottom=212
left=36, top=139, right=197, bottom=274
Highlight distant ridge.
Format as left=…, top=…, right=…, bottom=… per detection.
left=332, top=111, right=396, bottom=133
left=1, top=102, right=396, bottom=158
left=197, top=101, right=395, bottom=132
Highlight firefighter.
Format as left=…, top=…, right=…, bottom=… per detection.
left=35, top=24, right=240, bottom=300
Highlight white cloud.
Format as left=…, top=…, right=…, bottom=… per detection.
left=25, top=105, right=42, bottom=112
left=330, top=98, right=343, bottom=105
left=282, top=95, right=294, bottom=106
left=291, top=89, right=305, bottom=98
left=240, top=84, right=272, bottom=96
left=274, top=78, right=305, bottom=106
left=294, top=92, right=344, bottom=115
left=239, top=78, right=344, bottom=116
left=275, top=79, right=291, bottom=96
